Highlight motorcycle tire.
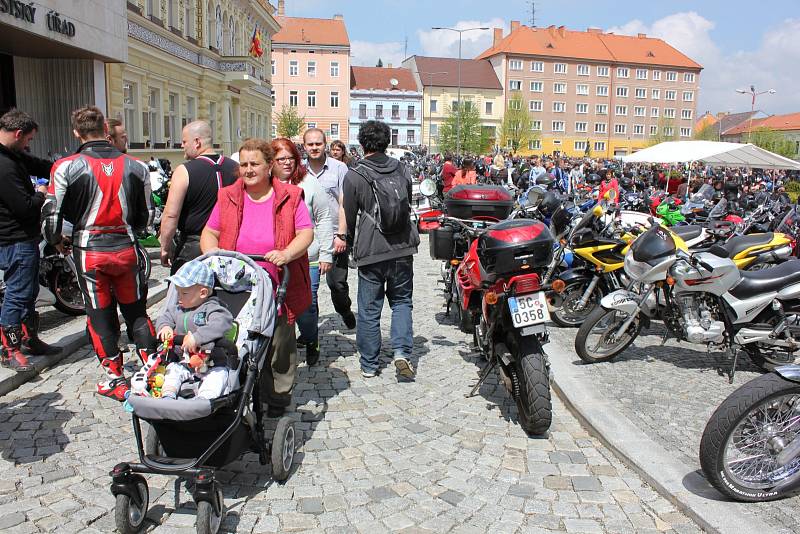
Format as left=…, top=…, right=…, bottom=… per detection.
left=136, top=245, right=152, bottom=280
left=743, top=345, right=798, bottom=372
left=699, top=373, right=800, bottom=502
left=49, top=267, right=85, bottom=316
left=575, top=306, right=641, bottom=363
left=514, top=340, right=552, bottom=436
left=551, top=281, right=600, bottom=328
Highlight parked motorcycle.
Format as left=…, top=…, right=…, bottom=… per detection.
left=574, top=222, right=800, bottom=379
left=699, top=367, right=800, bottom=501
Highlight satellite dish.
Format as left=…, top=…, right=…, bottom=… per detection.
left=390, top=78, right=399, bottom=88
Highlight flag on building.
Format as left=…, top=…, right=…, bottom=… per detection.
left=249, top=26, right=263, bottom=58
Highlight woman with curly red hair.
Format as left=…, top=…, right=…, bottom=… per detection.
left=271, top=137, right=333, bottom=366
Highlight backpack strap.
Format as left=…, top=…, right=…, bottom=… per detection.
left=195, top=154, right=226, bottom=189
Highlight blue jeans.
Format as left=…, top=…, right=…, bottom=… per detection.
left=356, top=256, right=414, bottom=373
left=0, top=240, right=39, bottom=326
left=296, top=264, right=320, bottom=345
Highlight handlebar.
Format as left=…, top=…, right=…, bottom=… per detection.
left=244, top=254, right=291, bottom=307
left=438, top=215, right=497, bottom=234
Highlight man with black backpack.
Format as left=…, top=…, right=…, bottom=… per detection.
left=343, top=121, right=420, bottom=379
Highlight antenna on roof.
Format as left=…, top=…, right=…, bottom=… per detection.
left=404, top=35, right=408, bottom=60
left=528, top=0, right=536, bottom=27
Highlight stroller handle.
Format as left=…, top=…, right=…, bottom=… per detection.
left=243, top=254, right=290, bottom=307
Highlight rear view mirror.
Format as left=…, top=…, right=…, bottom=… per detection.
left=419, top=178, right=437, bottom=198
left=592, top=204, right=604, bottom=217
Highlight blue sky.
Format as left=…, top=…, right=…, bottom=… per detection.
left=281, top=0, right=800, bottom=115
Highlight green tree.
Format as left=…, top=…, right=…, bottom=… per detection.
left=693, top=123, right=719, bottom=141
left=647, top=117, right=678, bottom=146
left=749, top=127, right=797, bottom=158
left=273, top=105, right=305, bottom=139
left=498, top=95, right=537, bottom=153
left=437, top=102, right=490, bottom=154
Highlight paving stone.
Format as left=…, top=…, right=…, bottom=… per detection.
left=571, top=476, right=603, bottom=492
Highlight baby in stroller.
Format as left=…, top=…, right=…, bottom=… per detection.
left=156, top=260, right=234, bottom=400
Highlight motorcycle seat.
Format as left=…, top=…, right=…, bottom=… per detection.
left=671, top=225, right=703, bottom=241
left=723, top=232, right=774, bottom=258
left=730, top=260, right=800, bottom=300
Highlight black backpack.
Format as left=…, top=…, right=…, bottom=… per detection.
left=351, top=162, right=411, bottom=235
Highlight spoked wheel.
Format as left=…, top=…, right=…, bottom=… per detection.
left=114, top=478, right=149, bottom=534
left=511, top=338, right=552, bottom=436
left=49, top=267, right=85, bottom=316
left=700, top=373, right=800, bottom=501
left=196, top=486, right=224, bottom=534
left=575, top=306, right=641, bottom=363
left=551, top=281, right=600, bottom=327
left=271, top=416, right=295, bottom=481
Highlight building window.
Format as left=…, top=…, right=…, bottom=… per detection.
left=408, top=105, right=416, bottom=120
left=553, top=82, right=566, bottom=94
left=596, top=104, right=608, bottom=115
left=594, top=141, right=606, bottom=152
left=635, top=87, right=646, bottom=99
left=576, top=84, right=589, bottom=96
left=616, top=86, right=628, bottom=98
left=650, top=125, right=658, bottom=135
left=617, top=67, right=629, bottom=78
left=430, top=99, right=437, bottom=113
left=664, top=126, right=674, bottom=136
left=553, top=101, right=566, bottom=113
left=528, top=139, right=541, bottom=150
left=407, top=129, right=415, bottom=143
left=166, top=92, right=179, bottom=143
left=208, top=101, right=216, bottom=139
left=636, top=68, right=648, bottom=80
left=331, top=123, right=339, bottom=140
left=184, top=1, right=196, bottom=38
left=228, top=16, right=235, bottom=55
left=681, top=109, right=693, bottom=120
left=358, top=103, right=367, bottom=119
left=391, top=105, right=400, bottom=119
left=575, top=121, right=588, bottom=133
left=683, top=91, right=694, bottom=102
left=509, top=59, right=523, bottom=70
left=680, top=127, right=691, bottom=137
left=530, top=81, right=543, bottom=92
left=614, top=124, right=627, bottom=135
left=574, top=140, right=587, bottom=151
left=577, top=64, right=590, bottom=76
left=330, top=91, right=339, bottom=108
left=633, top=124, right=644, bottom=135
left=307, top=91, right=317, bottom=107
left=652, top=89, right=660, bottom=100
left=307, top=122, right=316, bottom=129
left=430, top=123, right=438, bottom=138
left=508, top=99, right=521, bottom=111
left=651, top=107, right=660, bottom=118
left=576, top=103, right=588, bottom=114
left=653, top=70, right=661, bottom=81
left=509, top=80, right=522, bottom=91
left=665, top=90, right=677, bottom=101
left=596, top=85, right=609, bottom=97
left=144, top=87, right=160, bottom=143
left=214, top=5, right=223, bottom=50
left=307, top=61, right=316, bottom=77
left=666, top=71, right=677, bottom=82
left=615, top=105, right=627, bottom=116
left=289, top=60, right=298, bottom=76
left=123, top=81, right=138, bottom=140
left=552, top=120, right=565, bottom=132
left=270, top=89, right=275, bottom=104
left=634, top=106, right=645, bottom=117
left=330, top=61, right=339, bottom=77
left=529, top=100, right=543, bottom=112
left=271, top=60, right=276, bottom=76
left=594, top=122, right=607, bottom=134
left=554, top=63, right=567, bottom=74
left=597, top=66, right=609, bottom=77
left=289, top=91, right=298, bottom=106
left=684, top=72, right=695, bottom=83
left=664, top=108, right=676, bottom=119
left=531, top=120, right=542, bottom=131
left=185, top=95, right=196, bottom=125
left=485, top=101, right=493, bottom=115
left=531, top=61, right=544, bottom=72
left=391, top=129, right=398, bottom=145
left=376, top=104, right=383, bottom=119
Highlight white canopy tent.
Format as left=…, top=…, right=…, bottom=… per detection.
left=621, top=141, right=800, bottom=170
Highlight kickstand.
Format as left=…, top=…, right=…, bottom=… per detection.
left=727, top=348, right=739, bottom=384
left=466, top=358, right=497, bottom=398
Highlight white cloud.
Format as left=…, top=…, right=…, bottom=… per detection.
left=350, top=40, right=407, bottom=68
left=608, top=13, right=800, bottom=115
left=417, top=18, right=505, bottom=59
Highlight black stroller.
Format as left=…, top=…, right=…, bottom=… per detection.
left=110, top=251, right=295, bottom=534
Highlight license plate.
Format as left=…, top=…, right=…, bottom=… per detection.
left=508, top=292, right=550, bottom=328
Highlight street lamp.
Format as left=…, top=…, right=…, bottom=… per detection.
left=432, top=26, right=490, bottom=156
left=415, top=70, right=448, bottom=152
left=735, top=85, right=776, bottom=143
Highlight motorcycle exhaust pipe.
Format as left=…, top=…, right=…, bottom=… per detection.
left=777, top=434, right=800, bottom=467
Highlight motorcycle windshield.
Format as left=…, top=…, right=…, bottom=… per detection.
left=691, top=184, right=714, bottom=203
left=708, top=198, right=728, bottom=219
left=777, top=206, right=798, bottom=232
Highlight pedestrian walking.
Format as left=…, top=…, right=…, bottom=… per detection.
left=0, top=109, right=60, bottom=372
left=44, top=106, right=157, bottom=400
left=303, top=128, right=356, bottom=330
left=159, top=121, right=238, bottom=274
left=342, top=120, right=420, bottom=379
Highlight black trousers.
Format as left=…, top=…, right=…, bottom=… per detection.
left=326, top=251, right=352, bottom=317
left=170, top=234, right=202, bottom=275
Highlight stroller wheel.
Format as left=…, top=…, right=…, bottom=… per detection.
left=114, top=478, right=149, bottom=534
left=195, top=486, right=224, bottom=534
left=271, top=416, right=295, bottom=481
left=144, top=424, right=163, bottom=457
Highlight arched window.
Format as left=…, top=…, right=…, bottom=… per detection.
left=215, top=5, right=223, bottom=51
left=206, top=1, right=214, bottom=48
left=184, top=0, right=196, bottom=38
left=228, top=16, right=234, bottom=55
left=167, top=0, right=176, bottom=28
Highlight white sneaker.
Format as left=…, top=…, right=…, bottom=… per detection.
left=393, top=356, right=415, bottom=379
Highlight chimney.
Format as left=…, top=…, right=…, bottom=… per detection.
left=637, top=32, right=647, bottom=38
left=387, top=63, right=392, bottom=68
left=558, top=25, right=566, bottom=38
left=587, top=27, right=602, bottom=34
left=510, top=20, right=520, bottom=33
left=277, top=0, right=285, bottom=16
left=547, top=24, right=556, bottom=37
left=333, top=13, right=343, bottom=20
left=493, top=27, right=503, bottom=46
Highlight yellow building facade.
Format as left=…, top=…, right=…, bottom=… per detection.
left=107, top=0, right=279, bottom=166
left=421, top=87, right=504, bottom=153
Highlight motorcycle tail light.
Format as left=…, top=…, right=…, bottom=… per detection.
left=485, top=291, right=499, bottom=305
left=511, top=274, right=541, bottom=295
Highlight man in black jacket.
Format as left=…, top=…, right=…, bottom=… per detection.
left=0, top=109, right=60, bottom=372
left=343, top=120, right=420, bottom=380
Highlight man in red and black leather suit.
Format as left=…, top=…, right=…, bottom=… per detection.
left=43, top=107, right=156, bottom=401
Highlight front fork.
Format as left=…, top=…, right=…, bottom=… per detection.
left=610, top=285, right=654, bottom=340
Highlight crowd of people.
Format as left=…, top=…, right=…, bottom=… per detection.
left=0, top=107, right=418, bottom=417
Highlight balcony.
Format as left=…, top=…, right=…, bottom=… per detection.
left=218, top=56, right=264, bottom=88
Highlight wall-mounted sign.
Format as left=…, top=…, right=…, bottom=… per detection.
left=0, top=1, right=36, bottom=24
left=46, top=11, right=75, bottom=37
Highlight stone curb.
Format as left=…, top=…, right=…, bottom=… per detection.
left=547, top=342, right=774, bottom=534
left=0, top=282, right=169, bottom=398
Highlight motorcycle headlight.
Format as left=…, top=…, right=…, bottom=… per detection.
left=624, top=252, right=651, bottom=282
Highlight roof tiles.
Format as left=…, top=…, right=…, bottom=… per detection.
left=407, top=56, right=502, bottom=90
left=273, top=16, right=350, bottom=47
left=351, top=66, right=418, bottom=91
left=725, top=112, right=800, bottom=135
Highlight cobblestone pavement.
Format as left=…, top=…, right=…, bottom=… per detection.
left=549, top=321, right=800, bottom=533
left=0, top=238, right=701, bottom=533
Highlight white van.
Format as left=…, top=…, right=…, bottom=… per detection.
left=387, top=148, right=416, bottom=161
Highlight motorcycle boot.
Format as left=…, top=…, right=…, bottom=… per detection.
left=129, top=316, right=157, bottom=365
left=21, top=312, right=61, bottom=356
left=96, top=353, right=129, bottom=401
left=1, top=325, right=34, bottom=372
